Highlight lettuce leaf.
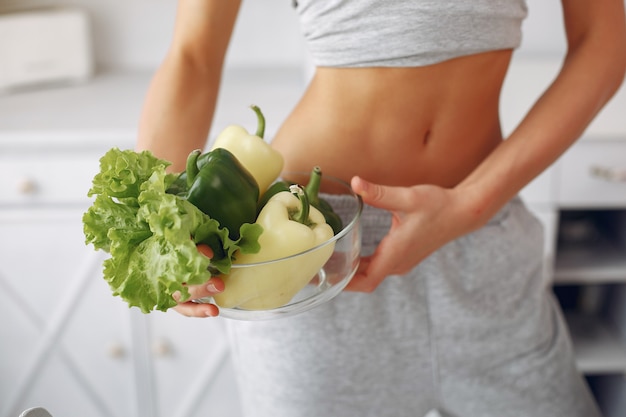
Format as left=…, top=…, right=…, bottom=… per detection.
left=83, top=148, right=262, bottom=313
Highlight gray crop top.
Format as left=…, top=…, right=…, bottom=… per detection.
left=293, top=0, right=528, bottom=67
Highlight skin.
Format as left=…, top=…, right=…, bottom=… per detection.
left=136, top=0, right=626, bottom=317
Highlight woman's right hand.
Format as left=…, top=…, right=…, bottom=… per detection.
left=172, top=244, right=225, bottom=317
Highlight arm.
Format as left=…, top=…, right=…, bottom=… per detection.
left=349, top=0, right=626, bottom=292
left=136, top=0, right=242, bottom=171
left=458, top=0, right=626, bottom=223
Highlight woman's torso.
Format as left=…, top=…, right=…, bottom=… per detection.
left=272, top=49, right=514, bottom=188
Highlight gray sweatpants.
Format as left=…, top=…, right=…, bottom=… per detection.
left=225, top=197, right=601, bottom=417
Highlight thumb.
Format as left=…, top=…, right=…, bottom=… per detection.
left=351, top=176, right=410, bottom=212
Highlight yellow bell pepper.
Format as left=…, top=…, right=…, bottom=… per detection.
left=211, top=105, right=284, bottom=194
left=212, top=185, right=335, bottom=310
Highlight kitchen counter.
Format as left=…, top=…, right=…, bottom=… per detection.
left=0, top=67, right=307, bottom=151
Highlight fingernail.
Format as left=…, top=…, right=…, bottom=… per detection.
left=207, top=282, right=219, bottom=292
left=352, top=176, right=369, bottom=196
left=206, top=305, right=219, bottom=317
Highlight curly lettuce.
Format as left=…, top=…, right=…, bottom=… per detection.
left=83, top=148, right=262, bottom=313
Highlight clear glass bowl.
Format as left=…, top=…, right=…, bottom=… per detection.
left=209, top=171, right=362, bottom=320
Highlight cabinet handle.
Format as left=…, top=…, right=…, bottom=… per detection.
left=589, top=165, right=626, bottom=183
left=152, top=339, right=173, bottom=357
left=17, top=178, right=39, bottom=195
left=106, top=342, right=126, bottom=359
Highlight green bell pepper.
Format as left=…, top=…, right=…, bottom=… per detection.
left=184, top=148, right=260, bottom=240
left=256, top=180, right=291, bottom=214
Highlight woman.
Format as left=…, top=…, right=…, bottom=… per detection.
left=136, top=1, right=626, bottom=416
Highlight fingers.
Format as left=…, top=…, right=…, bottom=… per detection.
left=345, top=242, right=406, bottom=293
left=173, top=277, right=225, bottom=318
left=175, top=277, right=224, bottom=299
left=174, top=301, right=220, bottom=317
left=345, top=224, right=422, bottom=293
left=344, top=255, right=375, bottom=292
left=197, top=244, right=214, bottom=259
left=171, top=243, right=222, bottom=317
left=351, top=176, right=414, bottom=212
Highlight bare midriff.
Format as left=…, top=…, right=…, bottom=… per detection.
left=271, top=49, right=514, bottom=188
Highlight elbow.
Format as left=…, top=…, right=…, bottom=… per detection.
left=597, top=53, right=626, bottom=107
left=565, top=21, right=626, bottom=100
left=604, top=29, right=626, bottom=96
left=615, top=46, right=626, bottom=91
left=574, top=38, right=626, bottom=104
left=595, top=47, right=626, bottom=111
left=609, top=35, right=626, bottom=91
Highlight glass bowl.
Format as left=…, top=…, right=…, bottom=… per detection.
left=207, top=171, right=362, bottom=320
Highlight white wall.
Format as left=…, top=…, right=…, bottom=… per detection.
left=0, top=0, right=308, bottom=71
left=518, top=0, right=567, bottom=59
left=80, top=0, right=308, bottom=71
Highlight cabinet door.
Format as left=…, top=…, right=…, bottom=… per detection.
left=146, top=313, right=243, bottom=417
left=0, top=208, right=137, bottom=417
left=557, top=140, right=626, bottom=208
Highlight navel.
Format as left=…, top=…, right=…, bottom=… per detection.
left=423, top=129, right=432, bottom=146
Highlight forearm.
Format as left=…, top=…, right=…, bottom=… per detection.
left=135, top=0, right=241, bottom=172
left=136, top=54, right=221, bottom=171
left=457, top=6, right=626, bottom=228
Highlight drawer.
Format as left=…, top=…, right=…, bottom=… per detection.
left=0, top=153, right=100, bottom=206
left=557, top=140, right=626, bottom=208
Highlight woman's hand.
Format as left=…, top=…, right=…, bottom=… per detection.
left=172, top=244, right=225, bottom=317
left=346, top=176, right=481, bottom=293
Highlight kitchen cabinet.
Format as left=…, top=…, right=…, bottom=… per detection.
left=552, top=210, right=626, bottom=417
left=0, top=68, right=305, bottom=417
left=0, top=150, right=243, bottom=417
left=0, top=207, right=136, bottom=417
left=550, top=146, right=626, bottom=417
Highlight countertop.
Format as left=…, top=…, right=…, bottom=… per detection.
left=0, top=67, right=307, bottom=151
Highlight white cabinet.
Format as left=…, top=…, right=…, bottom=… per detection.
left=0, top=203, right=137, bottom=417
left=0, top=68, right=304, bottom=417
left=145, top=312, right=241, bottom=417
left=0, top=148, right=238, bottom=417
left=556, top=140, right=626, bottom=208
left=549, top=154, right=626, bottom=417
left=0, top=150, right=243, bottom=417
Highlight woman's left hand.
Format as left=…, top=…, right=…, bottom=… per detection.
left=345, top=176, right=480, bottom=293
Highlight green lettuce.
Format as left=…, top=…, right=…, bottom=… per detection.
left=83, top=148, right=262, bottom=313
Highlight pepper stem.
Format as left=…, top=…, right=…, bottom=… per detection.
left=186, top=149, right=202, bottom=188
left=289, top=184, right=310, bottom=225
left=304, top=166, right=323, bottom=205
left=250, top=104, right=265, bottom=139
